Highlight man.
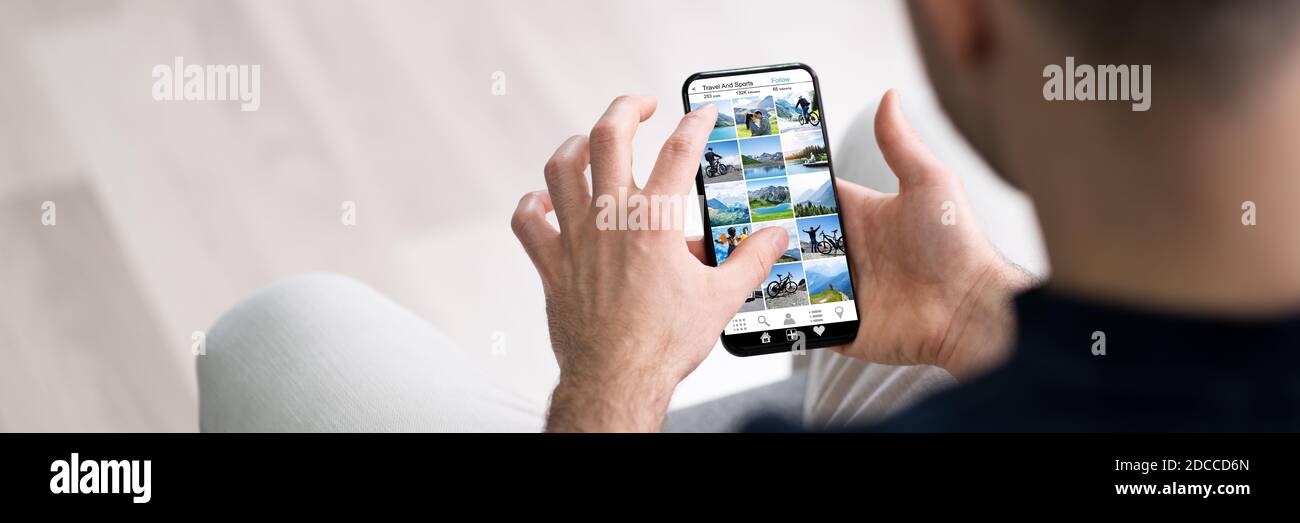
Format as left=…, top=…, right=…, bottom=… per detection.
left=795, top=95, right=812, bottom=124
left=511, top=0, right=1300, bottom=431
left=715, top=226, right=738, bottom=259
left=703, top=146, right=723, bottom=174
left=749, top=110, right=770, bottom=136
left=801, top=224, right=821, bottom=256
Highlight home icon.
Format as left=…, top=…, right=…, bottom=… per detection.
left=759, top=332, right=772, bottom=343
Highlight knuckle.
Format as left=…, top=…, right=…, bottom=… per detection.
left=661, top=134, right=696, bottom=157
left=565, top=133, right=588, bottom=148
left=510, top=211, right=529, bottom=238
left=510, top=215, right=528, bottom=239
left=588, top=122, right=623, bottom=147
left=543, top=154, right=567, bottom=180
left=544, top=135, right=587, bottom=179
left=510, top=193, right=538, bottom=237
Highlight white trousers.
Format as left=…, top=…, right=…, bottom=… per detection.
left=197, top=274, right=954, bottom=432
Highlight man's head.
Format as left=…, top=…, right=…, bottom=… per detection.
left=904, top=0, right=1300, bottom=312
left=905, top=0, right=1300, bottom=188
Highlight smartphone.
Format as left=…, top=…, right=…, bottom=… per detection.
left=683, top=63, right=861, bottom=356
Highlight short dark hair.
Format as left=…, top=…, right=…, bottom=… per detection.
left=1026, top=0, right=1300, bottom=67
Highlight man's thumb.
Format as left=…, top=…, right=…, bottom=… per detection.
left=716, top=227, right=787, bottom=297
left=874, top=89, right=945, bottom=189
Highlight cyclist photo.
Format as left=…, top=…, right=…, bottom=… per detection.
left=761, top=262, right=808, bottom=310
left=698, top=141, right=743, bottom=183
left=776, top=89, right=820, bottom=131
left=796, top=213, right=844, bottom=260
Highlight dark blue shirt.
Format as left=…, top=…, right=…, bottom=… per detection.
left=755, top=287, right=1300, bottom=431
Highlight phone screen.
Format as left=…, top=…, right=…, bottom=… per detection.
left=683, top=64, right=860, bottom=356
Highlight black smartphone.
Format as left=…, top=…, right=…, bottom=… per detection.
left=683, top=63, right=861, bottom=356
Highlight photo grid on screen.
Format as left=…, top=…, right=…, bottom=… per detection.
left=696, top=82, right=853, bottom=317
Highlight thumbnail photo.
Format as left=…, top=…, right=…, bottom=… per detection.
left=753, top=219, right=801, bottom=262
left=733, top=95, right=779, bottom=138
left=776, top=89, right=819, bottom=132
left=712, top=224, right=751, bottom=265
left=738, top=135, right=786, bottom=179
left=781, top=130, right=829, bottom=176
left=796, top=214, right=847, bottom=260
left=763, top=262, right=809, bottom=310
left=704, top=180, right=751, bottom=227
left=700, top=140, right=743, bottom=184
left=691, top=99, right=738, bottom=141
left=789, top=171, right=837, bottom=217
left=804, top=257, right=854, bottom=304
left=746, top=176, right=793, bottom=223
left=736, top=287, right=766, bottom=314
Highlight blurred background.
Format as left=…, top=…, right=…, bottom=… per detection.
left=0, top=0, right=1045, bottom=431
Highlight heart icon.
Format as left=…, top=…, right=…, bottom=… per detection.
left=813, top=325, right=826, bottom=336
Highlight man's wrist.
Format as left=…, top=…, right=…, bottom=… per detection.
left=545, top=370, right=677, bottom=432
left=937, top=261, right=1034, bottom=381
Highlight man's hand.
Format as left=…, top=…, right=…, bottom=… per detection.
left=511, top=96, right=788, bottom=432
left=834, top=90, right=1034, bottom=380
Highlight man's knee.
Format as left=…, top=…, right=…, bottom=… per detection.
left=197, top=272, right=387, bottom=431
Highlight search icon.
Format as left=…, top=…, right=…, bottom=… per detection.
left=757, top=315, right=771, bottom=328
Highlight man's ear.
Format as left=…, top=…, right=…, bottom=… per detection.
left=910, top=0, right=993, bottom=68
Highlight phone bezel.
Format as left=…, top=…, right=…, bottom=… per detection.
left=682, top=63, right=862, bottom=357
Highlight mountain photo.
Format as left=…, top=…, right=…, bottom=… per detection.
left=692, top=99, right=737, bottom=141
left=804, top=257, right=853, bottom=303
left=754, top=219, right=801, bottom=262
left=790, top=171, right=837, bottom=217
left=746, top=177, right=793, bottom=222
left=781, top=130, right=829, bottom=175
left=737, top=135, right=786, bottom=179
left=704, top=181, right=750, bottom=226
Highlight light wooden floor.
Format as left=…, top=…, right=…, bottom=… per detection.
left=0, top=0, right=1044, bottom=431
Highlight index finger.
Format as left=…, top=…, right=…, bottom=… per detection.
left=644, top=103, right=718, bottom=196
left=588, top=95, right=657, bottom=197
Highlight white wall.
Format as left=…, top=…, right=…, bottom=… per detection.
left=0, top=0, right=1045, bottom=428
